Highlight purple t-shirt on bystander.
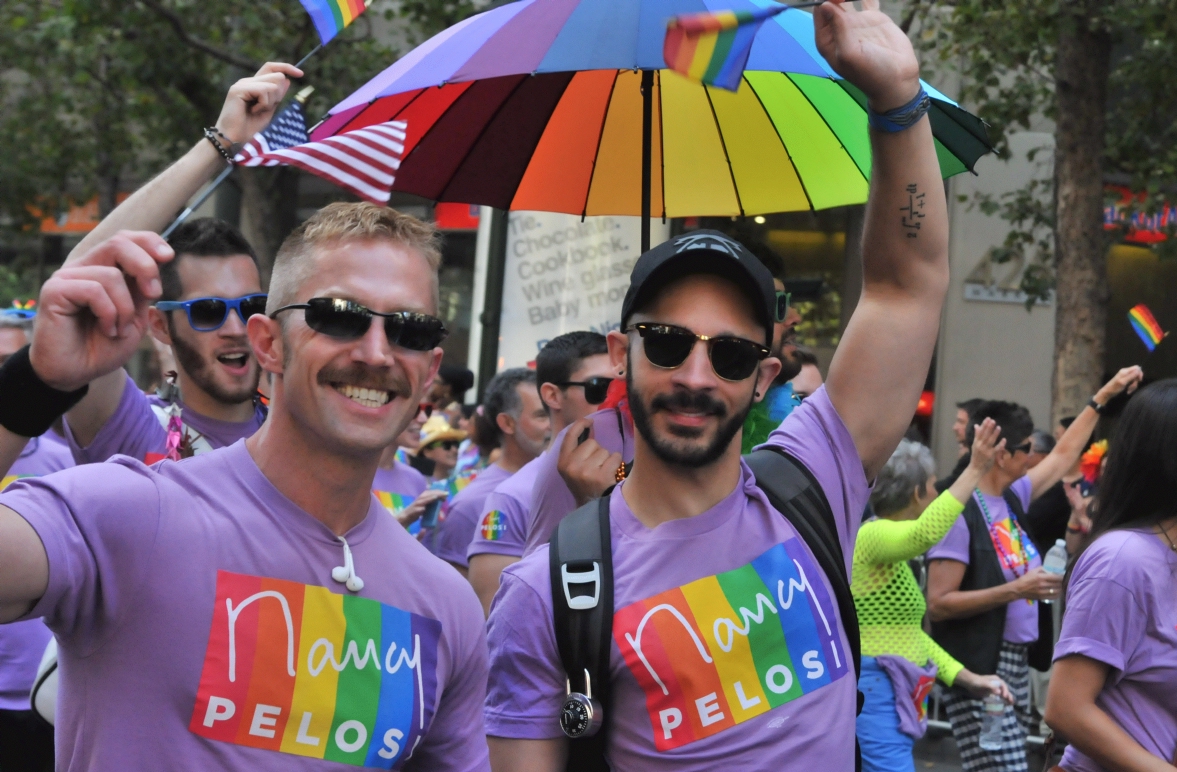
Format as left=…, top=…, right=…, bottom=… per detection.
left=372, top=460, right=429, bottom=520
left=1055, top=529, right=1177, bottom=772
left=428, top=463, right=512, bottom=568
left=523, top=405, right=634, bottom=556
left=0, top=441, right=489, bottom=771
left=926, top=476, right=1041, bottom=643
left=485, top=387, right=870, bottom=770
left=467, top=456, right=542, bottom=561
left=0, top=433, right=73, bottom=711
left=63, top=371, right=265, bottom=464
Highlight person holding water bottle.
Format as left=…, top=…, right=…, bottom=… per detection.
left=926, top=367, right=1143, bottom=772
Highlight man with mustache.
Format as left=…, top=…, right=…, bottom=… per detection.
left=58, top=62, right=303, bottom=464
left=483, top=0, right=951, bottom=767
left=0, top=203, right=489, bottom=770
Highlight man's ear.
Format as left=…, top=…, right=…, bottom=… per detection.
left=539, top=382, right=562, bottom=414
left=496, top=411, right=516, bottom=438
left=752, top=357, right=783, bottom=403
left=247, top=314, right=284, bottom=376
left=147, top=307, right=174, bottom=346
left=606, top=330, right=628, bottom=375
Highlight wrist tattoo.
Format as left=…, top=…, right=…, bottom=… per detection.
left=900, top=183, right=925, bottom=238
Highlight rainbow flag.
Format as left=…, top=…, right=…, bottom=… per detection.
left=299, top=0, right=372, bottom=45
left=664, top=6, right=782, bottom=91
left=1128, top=304, right=1167, bottom=351
left=613, top=541, right=848, bottom=750
left=190, top=571, right=441, bottom=767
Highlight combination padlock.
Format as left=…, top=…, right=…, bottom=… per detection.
left=559, top=669, right=603, bottom=738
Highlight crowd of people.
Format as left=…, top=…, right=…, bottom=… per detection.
left=0, top=2, right=1173, bottom=771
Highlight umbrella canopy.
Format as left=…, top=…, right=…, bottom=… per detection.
left=312, top=0, right=991, bottom=219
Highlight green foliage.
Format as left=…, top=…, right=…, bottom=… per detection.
left=910, top=0, right=1177, bottom=303
left=0, top=0, right=410, bottom=231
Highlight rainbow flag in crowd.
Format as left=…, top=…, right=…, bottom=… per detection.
left=299, top=0, right=372, bottom=45
left=664, top=5, right=784, bottom=91
left=1128, top=303, right=1167, bottom=351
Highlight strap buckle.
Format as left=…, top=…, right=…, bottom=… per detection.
left=561, top=561, right=600, bottom=610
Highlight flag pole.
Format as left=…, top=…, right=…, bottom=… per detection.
left=160, top=85, right=316, bottom=238
left=294, top=44, right=322, bottom=70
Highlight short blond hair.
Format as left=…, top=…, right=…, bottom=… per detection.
left=267, top=202, right=442, bottom=314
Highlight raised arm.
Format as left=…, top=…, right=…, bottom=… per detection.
left=1027, top=366, right=1142, bottom=499
left=814, top=0, right=950, bottom=479
left=66, top=62, right=302, bottom=263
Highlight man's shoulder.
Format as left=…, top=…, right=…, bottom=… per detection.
left=500, top=544, right=553, bottom=602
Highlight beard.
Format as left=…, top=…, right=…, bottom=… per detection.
left=170, top=332, right=259, bottom=406
left=627, top=353, right=754, bottom=469
left=773, top=331, right=802, bottom=385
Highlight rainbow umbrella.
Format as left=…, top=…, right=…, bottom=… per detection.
left=313, top=0, right=991, bottom=250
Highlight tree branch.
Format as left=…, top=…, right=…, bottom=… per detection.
left=137, top=0, right=259, bottom=71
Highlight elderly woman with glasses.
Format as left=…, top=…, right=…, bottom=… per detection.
left=854, top=425, right=1013, bottom=772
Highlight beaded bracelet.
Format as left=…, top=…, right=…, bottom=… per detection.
left=203, top=127, right=235, bottom=164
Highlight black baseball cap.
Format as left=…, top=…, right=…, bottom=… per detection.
left=621, top=230, right=777, bottom=347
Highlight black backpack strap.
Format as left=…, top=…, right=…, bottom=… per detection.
left=550, top=494, right=614, bottom=772
left=745, top=445, right=864, bottom=772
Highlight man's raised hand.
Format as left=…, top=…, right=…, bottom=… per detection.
left=30, top=232, right=173, bottom=392
left=215, top=62, right=304, bottom=146
left=813, top=0, right=921, bottom=111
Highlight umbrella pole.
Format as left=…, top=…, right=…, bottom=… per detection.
left=640, top=69, right=653, bottom=254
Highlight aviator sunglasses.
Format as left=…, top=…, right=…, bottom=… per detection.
left=629, top=323, right=769, bottom=382
left=555, top=376, right=615, bottom=405
left=154, top=294, right=268, bottom=332
left=270, top=298, right=448, bottom=351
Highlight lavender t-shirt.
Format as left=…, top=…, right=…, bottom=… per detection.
left=1055, top=529, right=1177, bottom=772
left=485, top=387, right=869, bottom=770
left=372, top=461, right=429, bottom=519
left=523, top=405, right=634, bottom=555
left=1, top=441, right=489, bottom=771
left=429, top=463, right=512, bottom=568
left=0, top=433, right=73, bottom=710
left=466, top=456, right=542, bottom=561
left=64, top=371, right=265, bottom=464
left=926, top=476, right=1041, bottom=643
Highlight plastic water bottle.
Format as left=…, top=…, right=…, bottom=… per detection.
left=1042, top=538, right=1068, bottom=605
left=979, top=694, right=1006, bottom=751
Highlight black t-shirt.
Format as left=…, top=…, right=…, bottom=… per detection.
left=1024, top=480, right=1070, bottom=556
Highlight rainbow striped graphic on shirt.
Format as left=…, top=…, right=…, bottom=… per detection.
left=190, top=571, right=440, bottom=767
left=614, top=541, right=848, bottom=751
left=1, top=474, right=31, bottom=491
left=374, top=491, right=410, bottom=515
left=478, top=510, right=506, bottom=541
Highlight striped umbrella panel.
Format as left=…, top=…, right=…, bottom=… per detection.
left=321, top=67, right=980, bottom=217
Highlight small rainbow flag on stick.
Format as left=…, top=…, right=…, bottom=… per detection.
left=1128, top=304, right=1168, bottom=352
left=664, top=2, right=820, bottom=91
left=299, top=0, right=373, bottom=45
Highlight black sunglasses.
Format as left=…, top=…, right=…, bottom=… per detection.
left=426, top=440, right=459, bottom=451
left=556, top=376, right=615, bottom=405
left=628, top=323, right=770, bottom=381
left=155, top=294, right=268, bottom=332
left=270, top=298, right=448, bottom=351
left=419, top=403, right=434, bottom=419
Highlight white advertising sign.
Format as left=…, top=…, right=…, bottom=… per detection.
left=496, top=212, right=667, bottom=370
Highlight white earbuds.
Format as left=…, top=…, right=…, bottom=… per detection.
left=332, top=536, right=365, bottom=592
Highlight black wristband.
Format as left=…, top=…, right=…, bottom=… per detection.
left=1088, top=397, right=1105, bottom=414
left=0, top=346, right=89, bottom=437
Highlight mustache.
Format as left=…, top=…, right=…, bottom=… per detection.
left=318, top=362, right=411, bottom=398
left=649, top=388, right=727, bottom=418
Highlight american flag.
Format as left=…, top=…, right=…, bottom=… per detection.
left=233, top=102, right=309, bottom=165
left=235, top=120, right=407, bottom=204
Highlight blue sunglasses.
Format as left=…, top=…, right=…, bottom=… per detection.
left=154, top=294, right=268, bottom=332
